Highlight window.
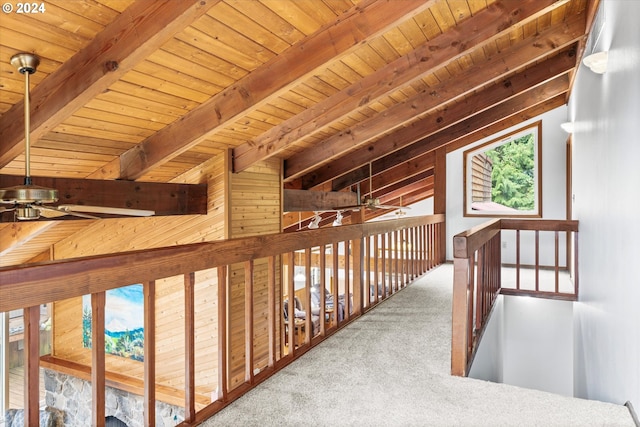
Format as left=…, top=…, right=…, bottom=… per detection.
left=463, top=121, right=542, bottom=217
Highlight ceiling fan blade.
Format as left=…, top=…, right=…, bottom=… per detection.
left=332, top=204, right=363, bottom=211
left=0, top=206, right=16, bottom=213
left=58, top=205, right=155, bottom=217
left=37, top=205, right=99, bottom=219
left=377, top=204, right=412, bottom=210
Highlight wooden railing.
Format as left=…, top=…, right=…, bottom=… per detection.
left=451, top=219, right=579, bottom=377
left=0, top=214, right=444, bottom=426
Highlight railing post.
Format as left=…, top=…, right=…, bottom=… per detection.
left=143, top=281, right=156, bottom=427
left=451, top=257, right=470, bottom=376
left=91, top=293, right=106, bottom=426
left=23, top=305, right=40, bottom=427
left=184, top=273, right=196, bottom=423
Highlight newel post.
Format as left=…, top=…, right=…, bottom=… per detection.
left=451, top=234, right=470, bottom=376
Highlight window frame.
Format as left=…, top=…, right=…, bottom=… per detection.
left=463, top=121, right=542, bottom=218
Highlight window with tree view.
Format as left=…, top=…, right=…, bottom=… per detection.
left=464, top=121, right=542, bottom=217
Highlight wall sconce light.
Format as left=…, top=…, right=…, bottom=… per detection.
left=308, top=212, right=321, bottom=229
left=583, top=51, right=608, bottom=74
left=560, top=122, right=575, bottom=133
left=332, top=210, right=343, bottom=227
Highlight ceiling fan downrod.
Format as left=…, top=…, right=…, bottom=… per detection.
left=0, top=53, right=58, bottom=207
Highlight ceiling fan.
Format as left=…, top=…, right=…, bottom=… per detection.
left=0, top=53, right=154, bottom=221
left=333, top=163, right=411, bottom=211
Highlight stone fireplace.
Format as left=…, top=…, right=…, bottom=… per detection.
left=44, top=369, right=184, bottom=427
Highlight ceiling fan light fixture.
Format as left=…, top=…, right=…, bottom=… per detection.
left=15, top=206, right=41, bottom=221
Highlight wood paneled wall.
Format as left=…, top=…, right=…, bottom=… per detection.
left=227, top=155, right=282, bottom=389
left=50, top=154, right=282, bottom=401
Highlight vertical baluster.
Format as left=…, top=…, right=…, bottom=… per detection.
left=244, top=261, right=254, bottom=381
left=344, top=241, right=352, bottom=318
left=184, top=273, right=196, bottom=423
left=268, top=256, right=277, bottom=367
left=467, top=255, right=475, bottom=362
left=332, top=243, right=340, bottom=325
left=144, top=281, right=156, bottom=427
left=23, top=305, right=40, bottom=427
left=217, top=266, right=228, bottom=401
left=574, top=231, right=580, bottom=296
left=516, top=230, right=521, bottom=290
left=555, top=231, right=560, bottom=293
left=354, top=236, right=364, bottom=316
left=476, top=247, right=485, bottom=331
left=304, top=249, right=312, bottom=345
left=535, top=230, right=540, bottom=292
left=319, top=246, right=327, bottom=335
left=381, top=233, right=387, bottom=299
left=374, top=234, right=380, bottom=304
left=91, top=292, right=106, bottom=426
left=365, top=236, right=371, bottom=308
left=286, top=252, right=295, bottom=355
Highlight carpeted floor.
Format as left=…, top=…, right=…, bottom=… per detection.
left=202, top=264, right=634, bottom=427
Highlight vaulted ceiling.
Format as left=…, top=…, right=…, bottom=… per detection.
left=0, top=0, right=597, bottom=266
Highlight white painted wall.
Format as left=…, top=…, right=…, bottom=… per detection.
left=468, top=296, right=503, bottom=383
left=470, top=296, right=573, bottom=397
left=569, top=0, right=640, bottom=410
left=502, top=296, right=574, bottom=396
left=446, top=106, right=569, bottom=265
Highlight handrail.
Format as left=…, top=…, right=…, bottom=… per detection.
left=451, top=218, right=579, bottom=377
left=1, top=214, right=445, bottom=426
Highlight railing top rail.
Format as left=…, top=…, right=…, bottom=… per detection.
left=453, top=219, right=501, bottom=258
left=0, top=214, right=444, bottom=312
left=453, top=218, right=579, bottom=258
left=500, top=218, right=579, bottom=232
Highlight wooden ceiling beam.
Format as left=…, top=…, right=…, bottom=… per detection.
left=232, top=0, right=563, bottom=173
left=283, top=189, right=358, bottom=212
left=295, top=48, right=576, bottom=189
left=109, top=0, right=437, bottom=181
left=0, top=175, right=206, bottom=222
left=285, top=29, right=581, bottom=181
left=332, top=152, right=435, bottom=193
left=327, top=94, right=567, bottom=195
left=0, top=0, right=217, bottom=169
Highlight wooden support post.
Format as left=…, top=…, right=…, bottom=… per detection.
left=23, top=305, right=40, bottom=426
left=434, top=147, right=446, bottom=263
left=143, top=281, right=156, bottom=427
left=91, top=292, right=106, bottom=426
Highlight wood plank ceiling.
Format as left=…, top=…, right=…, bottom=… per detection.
left=0, top=0, right=597, bottom=266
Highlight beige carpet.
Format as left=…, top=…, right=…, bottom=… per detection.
left=202, top=264, right=633, bottom=427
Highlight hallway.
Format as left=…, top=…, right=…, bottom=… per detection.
left=202, top=264, right=633, bottom=426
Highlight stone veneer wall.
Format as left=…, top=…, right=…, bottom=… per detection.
left=44, top=369, right=184, bottom=427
